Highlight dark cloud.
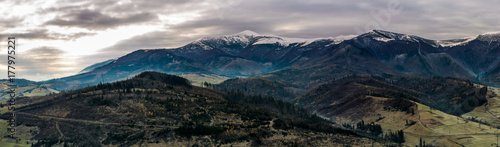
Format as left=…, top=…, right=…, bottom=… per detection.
left=18, top=47, right=65, bottom=72
left=0, top=29, right=96, bottom=40
left=93, top=0, right=500, bottom=60
left=14, top=46, right=77, bottom=80
left=7, top=0, right=500, bottom=40
left=23, top=46, right=64, bottom=59
left=37, top=0, right=200, bottom=30
left=44, top=9, right=158, bottom=30
left=3, top=0, right=500, bottom=81
left=0, top=17, right=23, bottom=29
left=164, top=0, right=371, bottom=38
left=102, top=0, right=197, bottom=13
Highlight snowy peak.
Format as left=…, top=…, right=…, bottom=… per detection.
left=437, top=31, right=500, bottom=47
left=365, top=29, right=423, bottom=42
left=371, top=29, right=404, bottom=38
left=253, top=36, right=316, bottom=47
left=482, top=31, right=500, bottom=35
left=477, top=31, right=500, bottom=42
left=437, top=37, right=476, bottom=47
left=181, top=30, right=359, bottom=49
left=235, top=30, right=260, bottom=36
left=182, top=31, right=261, bottom=50
left=355, top=29, right=443, bottom=47
left=253, top=33, right=355, bottom=47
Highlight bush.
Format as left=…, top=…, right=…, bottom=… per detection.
left=175, top=124, right=224, bottom=137
left=89, top=97, right=116, bottom=106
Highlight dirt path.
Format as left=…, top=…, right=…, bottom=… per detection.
left=416, top=105, right=431, bottom=130
left=56, top=122, right=66, bottom=141
left=17, top=112, right=179, bottom=129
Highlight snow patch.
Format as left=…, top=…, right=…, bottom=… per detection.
left=236, top=30, right=260, bottom=36
left=374, top=37, right=395, bottom=42
left=253, top=36, right=315, bottom=47
left=482, top=31, right=500, bottom=35
left=254, top=34, right=356, bottom=47
left=438, top=31, right=500, bottom=47
left=323, top=35, right=357, bottom=46
left=437, top=37, right=476, bottom=47
left=477, top=32, right=500, bottom=42
left=395, top=54, right=407, bottom=60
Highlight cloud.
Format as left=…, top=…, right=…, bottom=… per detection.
left=92, top=0, right=500, bottom=61
left=44, top=9, right=158, bottom=30
left=0, top=16, right=23, bottom=28
left=15, top=46, right=76, bottom=80
left=77, top=29, right=207, bottom=64
left=0, top=29, right=96, bottom=40
left=19, top=46, right=65, bottom=68
left=2, top=0, right=500, bottom=81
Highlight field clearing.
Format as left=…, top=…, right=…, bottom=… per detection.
left=0, top=119, right=36, bottom=147
left=0, top=83, right=58, bottom=100
left=180, top=74, right=230, bottom=86
left=462, top=86, right=500, bottom=127
left=404, top=86, right=500, bottom=146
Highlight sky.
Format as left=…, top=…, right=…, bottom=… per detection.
left=0, top=0, right=499, bottom=81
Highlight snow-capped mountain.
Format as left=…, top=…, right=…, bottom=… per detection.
left=42, top=30, right=500, bottom=91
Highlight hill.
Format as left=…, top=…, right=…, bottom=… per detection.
left=293, top=75, right=492, bottom=146
left=0, top=71, right=388, bottom=146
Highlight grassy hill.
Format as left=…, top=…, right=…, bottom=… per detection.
left=0, top=71, right=388, bottom=146
left=293, top=75, right=497, bottom=146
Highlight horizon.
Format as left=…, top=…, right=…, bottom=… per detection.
left=1, top=0, right=500, bottom=81
left=1, top=28, right=497, bottom=82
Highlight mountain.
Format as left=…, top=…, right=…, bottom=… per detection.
left=440, top=32, right=500, bottom=83
left=217, top=30, right=499, bottom=100
left=295, top=75, right=488, bottom=117
left=2, top=30, right=500, bottom=100
left=0, top=71, right=388, bottom=146
left=38, top=30, right=496, bottom=91
left=78, top=59, right=116, bottom=74
left=39, top=30, right=354, bottom=91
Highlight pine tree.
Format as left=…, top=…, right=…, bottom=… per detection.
left=419, top=137, right=423, bottom=147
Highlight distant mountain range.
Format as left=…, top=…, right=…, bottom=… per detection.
left=2, top=30, right=500, bottom=99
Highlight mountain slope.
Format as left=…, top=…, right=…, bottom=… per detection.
left=295, top=75, right=488, bottom=117
left=0, top=71, right=387, bottom=146
left=217, top=30, right=498, bottom=101
left=2, top=30, right=499, bottom=100
left=293, top=75, right=493, bottom=146
left=78, top=59, right=116, bottom=74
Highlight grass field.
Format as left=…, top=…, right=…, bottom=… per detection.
left=0, top=99, right=38, bottom=147
left=403, top=86, right=500, bottom=146
left=180, top=73, right=230, bottom=86
left=0, top=82, right=58, bottom=100
left=0, top=118, right=36, bottom=147
left=330, top=86, right=500, bottom=146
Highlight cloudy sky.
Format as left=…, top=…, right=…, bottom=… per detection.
left=1, top=0, right=499, bottom=81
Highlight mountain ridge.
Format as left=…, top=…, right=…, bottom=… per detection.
left=2, top=29, right=500, bottom=100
